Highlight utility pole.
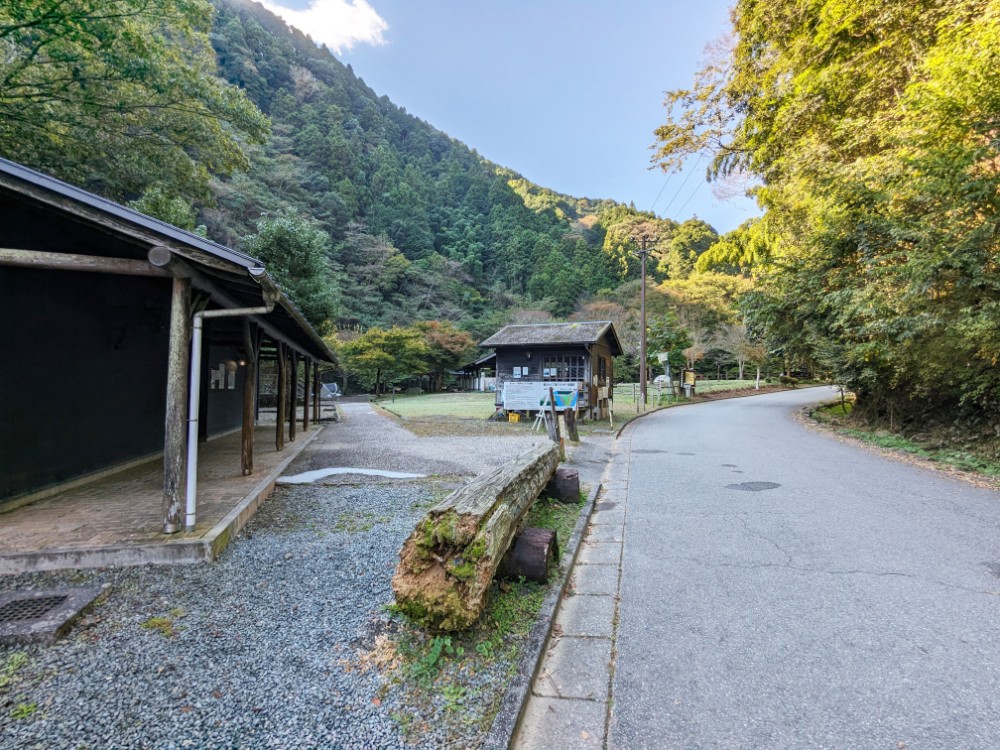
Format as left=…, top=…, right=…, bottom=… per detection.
left=632, top=235, right=653, bottom=409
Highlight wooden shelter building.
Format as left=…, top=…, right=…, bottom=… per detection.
left=479, top=321, right=622, bottom=420
left=0, top=158, right=334, bottom=533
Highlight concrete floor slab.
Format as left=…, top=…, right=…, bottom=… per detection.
left=589, top=509, right=626, bottom=526
left=585, top=523, right=623, bottom=543
left=556, top=594, right=616, bottom=638
left=576, top=541, right=622, bottom=566
left=571, top=564, right=620, bottom=596
left=515, top=696, right=606, bottom=750
left=0, top=425, right=324, bottom=573
left=534, top=635, right=612, bottom=701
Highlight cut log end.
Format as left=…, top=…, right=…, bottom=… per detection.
left=497, top=527, right=558, bottom=583
left=546, top=467, right=580, bottom=503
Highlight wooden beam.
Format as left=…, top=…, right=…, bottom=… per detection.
left=147, top=245, right=193, bottom=278
left=0, top=247, right=171, bottom=277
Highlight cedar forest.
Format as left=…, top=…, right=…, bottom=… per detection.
left=2, top=0, right=997, bottom=460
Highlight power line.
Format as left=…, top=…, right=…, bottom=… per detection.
left=675, top=178, right=707, bottom=218
left=648, top=172, right=674, bottom=213
left=660, top=154, right=705, bottom=216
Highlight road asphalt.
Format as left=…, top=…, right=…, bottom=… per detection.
left=518, top=386, right=1000, bottom=749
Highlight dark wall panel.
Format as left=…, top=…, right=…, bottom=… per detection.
left=1, top=267, right=172, bottom=502
left=204, top=344, right=245, bottom=436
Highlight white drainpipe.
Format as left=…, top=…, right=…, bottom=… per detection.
left=185, top=305, right=272, bottom=532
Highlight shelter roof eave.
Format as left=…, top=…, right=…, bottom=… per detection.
left=0, top=158, right=335, bottom=363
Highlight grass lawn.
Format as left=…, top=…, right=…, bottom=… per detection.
left=378, top=392, right=497, bottom=420
left=382, top=381, right=769, bottom=420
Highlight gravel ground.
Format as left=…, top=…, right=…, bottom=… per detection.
left=0, top=402, right=559, bottom=750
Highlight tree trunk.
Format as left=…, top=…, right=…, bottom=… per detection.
left=392, top=444, right=560, bottom=631
left=545, top=467, right=580, bottom=503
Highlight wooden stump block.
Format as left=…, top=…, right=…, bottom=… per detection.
left=497, top=527, right=558, bottom=583
left=546, top=467, right=580, bottom=503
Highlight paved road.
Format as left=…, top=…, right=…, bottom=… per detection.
left=611, top=387, right=1000, bottom=750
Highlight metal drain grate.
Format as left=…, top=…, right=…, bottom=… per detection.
left=0, top=586, right=105, bottom=645
left=0, top=595, right=68, bottom=623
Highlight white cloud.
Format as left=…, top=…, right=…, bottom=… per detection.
left=260, top=0, right=388, bottom=54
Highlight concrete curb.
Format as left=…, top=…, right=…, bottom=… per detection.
left=481, top=480, right=603, bottom=750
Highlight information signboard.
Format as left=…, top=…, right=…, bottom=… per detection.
left=502, top=380, right=581, bottom=411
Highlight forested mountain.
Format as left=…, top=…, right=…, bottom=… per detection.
left=202, top=0, right=705, bottom=334
left=0, top=0, right=729, bottom=365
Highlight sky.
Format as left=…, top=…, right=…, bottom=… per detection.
left=259, top=0, right=759, bottom=234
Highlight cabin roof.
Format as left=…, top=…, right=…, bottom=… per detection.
left=479, top=321, right=622, bottom=355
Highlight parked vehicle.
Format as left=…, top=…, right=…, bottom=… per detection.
left=319, top=383, right=341, bottom=399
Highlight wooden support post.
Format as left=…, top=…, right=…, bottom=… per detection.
left=275, top=343, right=286, bottom=451
left=313, top=368, right=321, bottom=422
left=548, top=387, right=566, bottom=461
left=241, top=321, right=260, bottom=476
left=162, top=277, right=191, bottom=534
left=564, top=407, right=580, bottom=443
left=303, top=358, right=311, bottom=432
left=289, top=351, right=298, bottom=442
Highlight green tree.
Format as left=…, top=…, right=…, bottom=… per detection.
left=655, top=0, right=1000, bottom=453
left=413, top=321, right=477, bottom=392
left=242, top=212, right=339, bottom=332
left=0, top=0, right=269, bottom=200
left=340, top=326, right=428, bottom=398
left=129, top=186, right=200, bottom=232
left=647, top=310, right=692, bottom=375
left=664, top=219, right=718, bottom=280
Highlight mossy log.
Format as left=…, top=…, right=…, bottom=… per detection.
left=391, top=443, right=561, bottom=631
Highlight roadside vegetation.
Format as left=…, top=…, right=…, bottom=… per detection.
left=811, top=401, right=1000, bottom=481
left=656, top=0, right=1000, bottom=462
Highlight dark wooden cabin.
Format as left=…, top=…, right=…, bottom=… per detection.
left=0, top=158, right=334, bottom=530
left=479, top=321, right=623, bottom=420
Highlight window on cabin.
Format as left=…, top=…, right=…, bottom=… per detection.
left=541, top=355, right=586, bottom=380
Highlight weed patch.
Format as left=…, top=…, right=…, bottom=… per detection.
left=140, top=610, right=184, bottom=638
left=1, top=652, right=28, bottom=689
